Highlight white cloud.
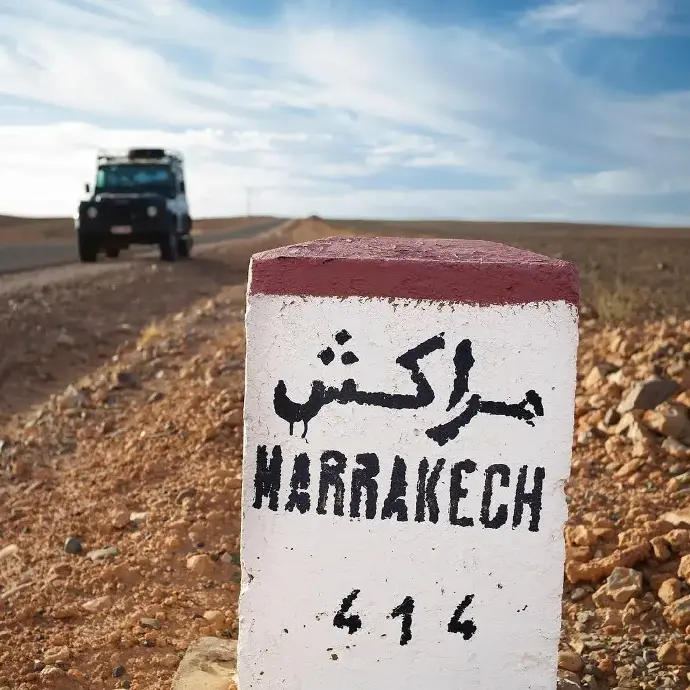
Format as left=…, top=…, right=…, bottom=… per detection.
left=522, top=0, right=672, bottom=36
left=0, top=0, right=688, bottom=224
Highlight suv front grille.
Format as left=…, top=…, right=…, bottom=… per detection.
left=101, top=201, right=145, bottom=226
left=110, top=204, right=136, bottom=224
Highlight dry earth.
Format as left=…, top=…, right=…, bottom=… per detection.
left=1, top=216, right=690, bottom=689
left=325, top=219, right=690, bottom=323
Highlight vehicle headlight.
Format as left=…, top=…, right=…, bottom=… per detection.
left=147, top=206, right=158, bottom=217
left=87, top=206, right=98, bottom=219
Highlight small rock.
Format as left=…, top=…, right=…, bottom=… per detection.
left=665, top=529, right=690, bottom=552
left=140, top=617, right=162, bottom=630
left=40, top=666, right=65, bottom=680
left=669, top=471, right=690, bottom=490
left=220, top=552, right=237, bottom=565
left=651, top=536, right=672, bottom=561
left=112, top=511, right=131, bottom=530
left=82, top=595, right=115, bottom=613
left=113, top=665, right=126, bottom=678
left=663, top=437, right=690, bottom=458
left=164, top=535, right=183, bottom=551
left=43, top=646, right=70, bottom=664
left=566, top=525, right=598, bottom=547
left=583, top=363, right=617, bottom=391
left=186, top=554, right=215, bottom=577
left=56, top=331, right=76, bottom=347
left=60, top=385, right=89, bottom=410
left=130, top=511, right=147, bottom=527
left=64, top=537, right=82, bottom=554
left=570, top=587, right=590, bottom=602
left=171, top=637, right=237, bottom=690
left=0, top=544, right=18, bottom=561
left=658, top=579, right=682, bottom=605
left=160, top=654, right=180, bottom=669
left=679, top=555, right=690, bottom=581
left=618, top=377, right=679, bottom=414
left=658, top=641, right=690, bottom=665
left=663, top=510, right=690, bottom=527
left=87, top=546, right=119, bottom=561
left=592, top=566, right=643, bottom=608
left=67, top=669, right=87, bottom=683
left=565, top=541, right=650, bottom=584
left=557, top=679, right=581, bottom=690
left=203, top=610, right=225, bottom=626
left=558, top=650, right=584, bottom=673
left=645, top=403, right=690, bottom=443
left=615, top=458, right=644, bottom=478
left=664, top=594, right=690, bottom=627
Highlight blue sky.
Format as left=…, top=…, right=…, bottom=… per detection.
left=0, top=0, right=689, bottom=223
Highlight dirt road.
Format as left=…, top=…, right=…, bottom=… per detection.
left=0, top=217, right=320, bottom=425
left=0, top=219, right=287, bottom=298
left=0, top=218, right=282, bottom=276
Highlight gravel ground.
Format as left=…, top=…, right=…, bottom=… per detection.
left=2, top=218, right=690, bottom=689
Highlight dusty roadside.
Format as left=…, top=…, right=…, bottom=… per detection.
left=0, top=221, right=305, bottom=422
left=0, top=217, right=342, bottom=690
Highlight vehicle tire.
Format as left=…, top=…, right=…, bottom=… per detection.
left=105, top=248, right=120, bottom=259
left=78, top=235, right=98, bottom=262
left=178, top=235, right=192, bottom=259
left=159, top=231, right=179, bottom=262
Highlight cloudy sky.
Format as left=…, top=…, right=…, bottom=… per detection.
left=0, top=0, right=689, bottom=223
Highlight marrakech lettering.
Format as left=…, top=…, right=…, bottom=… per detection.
left=252, top=445, right=546, bottom=533
left=273, top=330, right=544, bottom=446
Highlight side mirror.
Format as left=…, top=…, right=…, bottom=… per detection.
left=85, top=183, right=90, bottom=194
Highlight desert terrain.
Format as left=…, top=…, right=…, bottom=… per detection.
left=1, top=214, right=690, bottom=689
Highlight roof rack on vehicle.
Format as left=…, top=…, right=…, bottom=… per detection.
left=96, top=148, right=184, bottom=165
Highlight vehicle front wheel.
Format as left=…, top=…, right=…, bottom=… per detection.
left=78, top=235, right=98, bottom=262
left=178, top=235, right=192, bottom=259
left=105, top=248, right=120, bottom=259
left=159, top=232, right=179, bottom=262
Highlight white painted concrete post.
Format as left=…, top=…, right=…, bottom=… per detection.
left=239, top=236, right=579, bottom=689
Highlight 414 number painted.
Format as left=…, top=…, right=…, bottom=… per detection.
left=333, top=589, right=477, bottom=646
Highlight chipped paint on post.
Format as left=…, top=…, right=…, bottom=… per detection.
left=239, top=237, right=579, bottom=690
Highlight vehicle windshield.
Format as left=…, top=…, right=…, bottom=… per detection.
left=95, top=164, right=175, bottom=195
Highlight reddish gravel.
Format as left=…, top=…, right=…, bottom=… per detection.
left=2, top=218, right=690, bottom=689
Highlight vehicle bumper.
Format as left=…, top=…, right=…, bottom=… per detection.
left=78, top=219, right=174, bottom=245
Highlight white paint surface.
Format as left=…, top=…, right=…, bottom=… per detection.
left=239, top=294, right=578, bottom=690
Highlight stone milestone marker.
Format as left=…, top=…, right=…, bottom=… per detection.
left=239, top=236, right=579, bottom=689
